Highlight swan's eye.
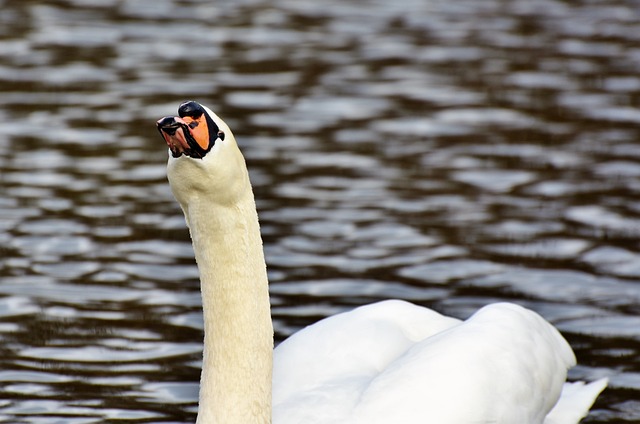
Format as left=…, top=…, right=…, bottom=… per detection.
left=218, top=131, right=225, bottom=141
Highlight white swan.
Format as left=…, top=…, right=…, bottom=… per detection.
left=156, top=101, right=607, bottom=424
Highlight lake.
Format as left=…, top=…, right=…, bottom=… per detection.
left=0, top=0, right=639, bottom=422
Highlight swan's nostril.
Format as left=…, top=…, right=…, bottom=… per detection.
left=157, top=116, right=182, bottom=135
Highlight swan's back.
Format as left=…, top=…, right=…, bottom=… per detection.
left=273, top=300, right=604, bottom=424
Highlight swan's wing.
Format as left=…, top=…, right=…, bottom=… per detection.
left=544, top=378, right=608, bottom=424
left=353, top=303, right=577, bottom=424
left=273, top=300, right=461, bottom=422
left=274, top=301, right=591, bottom=424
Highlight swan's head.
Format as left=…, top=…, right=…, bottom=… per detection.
left=157, top=100, right=225, bottom=159
left=157, top=101, right=249, bottom=209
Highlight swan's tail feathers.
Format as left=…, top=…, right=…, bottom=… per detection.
left=544, top=378, right=608, bottom=424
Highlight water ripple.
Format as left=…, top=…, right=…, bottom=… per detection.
left=0, top=0, right=637, bottom=421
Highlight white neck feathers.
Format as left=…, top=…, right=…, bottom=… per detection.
left=167, top=123, right=273, bottom=424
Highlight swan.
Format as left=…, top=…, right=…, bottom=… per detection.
left=156, top=101, right=607, bottom=424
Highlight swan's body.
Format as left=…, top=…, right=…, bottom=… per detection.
left=273, top=300, right=606, bottom=424
left=157, top=101, right=607, bottom=424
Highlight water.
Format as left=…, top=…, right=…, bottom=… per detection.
left=1, top=0, right=639, bottom=422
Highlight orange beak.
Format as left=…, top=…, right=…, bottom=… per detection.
left=156, top=114, right=210, bottom=158
left=182, top=115, right=210, bottom=151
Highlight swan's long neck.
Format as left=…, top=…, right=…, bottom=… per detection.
left=185, top=180, right=273, bottom=424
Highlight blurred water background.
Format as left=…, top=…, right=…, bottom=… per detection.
left=1, top=0, right=640, bottom=422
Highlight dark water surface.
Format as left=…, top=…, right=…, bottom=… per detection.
left=1, top=0, right=640, bottom=422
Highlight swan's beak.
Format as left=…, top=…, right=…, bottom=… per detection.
left=157, top=101, right=225, bottom=159
left=157, top=114, right=212, bottom=159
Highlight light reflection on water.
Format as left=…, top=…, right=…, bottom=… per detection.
left=1, top=0, right=639, bottom=422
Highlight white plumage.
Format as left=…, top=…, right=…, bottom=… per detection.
left=157, top=102, right=607, bottom=424
left=274, top=300, right=606, bottom=424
